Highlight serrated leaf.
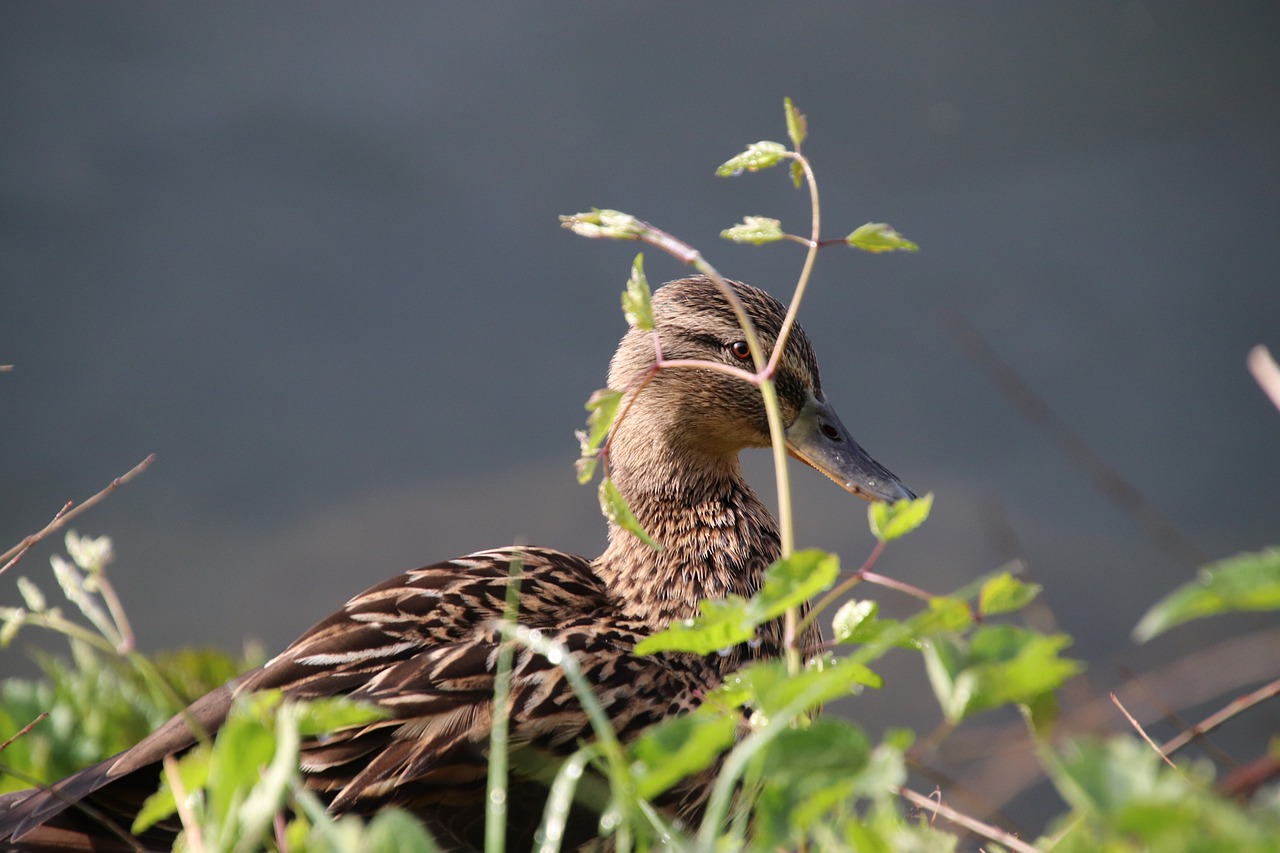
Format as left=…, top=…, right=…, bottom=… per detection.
left=715, top=141, right=788, bottom=177
left=635, top=596, right=756, bottom=656
left=979, top=571, right=1042, bottom=616
left=784, top=97, right=807, bottom=150
left=923, top=625, right=1082, bottom=723
left=867, top=492, right=933, bottom=542
left=598, top=476, right=660, bottom=550
left=1133, top=547, right=1280, bottom=642
left=720, top=216, right=785, bottom=245
left=846, top=222, right=919, bottom=253
left=636, top=551, right=836, bottom=657
left=755, top=719, right=870, bottom=846
left=832, top=599, right=879, bottom=643
left=730, top=659, right=881, bottom=720
left=579, top=389, right=621, bottom=457
left=559, top=208, right=644, bottom=240
left=621, top=253, right=654, bottom=330
left=631, top=711, right=737, bottom=799
left=756, top=550, right=840, bottom=619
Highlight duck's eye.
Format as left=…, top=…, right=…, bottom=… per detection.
left=729, top=340, right=752, bottom=361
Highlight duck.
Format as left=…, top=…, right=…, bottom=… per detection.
left=0, top=275, right=913, bottom=851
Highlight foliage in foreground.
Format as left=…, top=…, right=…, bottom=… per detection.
left=3, top=101, right=1279, bottom=852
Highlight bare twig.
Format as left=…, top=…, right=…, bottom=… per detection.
left=1110, top=692, right=1176, bottom=768
left=946, top=311, right=1209, bottom=567
left=1162, top=675, right=1280, bottom=756
left=896, top=785, right=1041, bottom=853
left=1247, top=345, right=1280, bottom=413
left=0, top=455, right=155, bottom=578
left=0, top=713, right=48, bottom=752
left=0, top=365, right=13, bottom=372
left=164, top=753, right=205, bottom=853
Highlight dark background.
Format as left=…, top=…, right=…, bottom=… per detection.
left=3, top=2, right=1278, bottom=832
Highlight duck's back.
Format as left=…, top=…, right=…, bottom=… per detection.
left=0, top=546, right=720, bottom=851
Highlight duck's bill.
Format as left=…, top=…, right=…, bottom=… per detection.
left=784, top=391, right=915, bottom=504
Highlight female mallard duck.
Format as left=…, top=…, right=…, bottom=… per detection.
left=0, top=276, right=912, bottom=851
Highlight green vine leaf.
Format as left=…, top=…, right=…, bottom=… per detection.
left=559, top=208, right=644, bottom=240
left=621, top=254, right=654, bottom=330
left=716, top=141, right=788, bottom=177
left=846, top=222, right=919, bottom=253
left=575, top=389, right=622, bottom=484
left=721, top=216, right=786, bottom=245
left=978, top=572, right=1042, bottom=617
left=630, top=711, right=737, bottom=800
left=598, top=476, right=660, bottom=550
left=1134, top=547, right=1280, bottom=642
left=637, top=551, right=839, bottom=656
left=922, top=625, right=1082, bottom=724
left=784, top=97, right=807, bottom=150
left=868, top=492, right=933, bottom=542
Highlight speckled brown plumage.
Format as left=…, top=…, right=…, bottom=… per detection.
left=0, top=276, right=912, bottom=852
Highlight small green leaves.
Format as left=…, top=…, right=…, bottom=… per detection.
left=621, top=254, right=654, bottom=330
left=784, top=97, right=807, bottom=187
left=867, top=492, right=933, bottom=542
left=979, top=571, right=1042, bottom=616
left=1134, top=547, right=1280, bottom=641
left=716, top=141, right=788, bottom=177
left=720, top=216, right=786, bottom=245
left=846, top=222, right=919, bottom=253
left=630, top=711, right=737, bottom=799
left=784, top=97, right=807, bottom=150
left=598, top=476, right=660, bottom=550
left=637, top=550, right=838, bottom=656
left=922, top=625, right=1083, bottom=724
left=559, top=208, right=644, bottom=240
left=575, top=388, right=622, bottom=484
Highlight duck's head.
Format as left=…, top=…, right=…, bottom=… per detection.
left=607, top=275, right=914, bottom=504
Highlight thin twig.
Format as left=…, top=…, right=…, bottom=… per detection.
left=1247, top=345, right=1280, bottom=413
left=0, top=365, right=13, bottom=372
left=896, top=785, right=1041, bottom=853
left=860, top=569, right=936, bottom=604
left=946, top=311, right=1209, bottom=567
left=0, top=713, right=48, bottom=752
left=0, top=455, right=156, bottom=578
left=164, top=753, right=205, bottom=853
left=1162, top=675, right=1280, bottom=756
left=1110, top=692, right=1176, bottom=768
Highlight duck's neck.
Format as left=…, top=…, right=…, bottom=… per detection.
left=593, top=435, right=781, bottom=632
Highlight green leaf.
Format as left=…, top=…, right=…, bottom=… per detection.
left=720, top=216, right=785, bottom=245
left=846, top=222, right=919, bottom=253
left=867, top=492, right=933, bottom=542
left=293, top=696, right=387, bottom=736
left=922, top=625, right=1082, bottom=723
left=731, top=658, right=881, bottom=720
left=784, top=97, right=807, bottom=150
left=1133, top=547, right=1280, bottom=642
left=559, top=208, right=644, bottom=240
left=635, top=551, right=837, bottom=656
left=979, top=571, right=1042, bottom=616
left=831, top=599, right=879, bottom=643
left=755, top=550, right=840, bottom=620
left=754, top=719, right=871, bottom=846
left=631, top=711, right=737, bottom=799
left=598, top=476, right=660, bottom=550
left=715, top=141, right=788, bottom=177
left=576, top=388, right=622, bottom=483
left=621, top=253, right=654, bottom=330
left=132, top=743, right=212, bottom=833
left=635, top=596, right=755, bottom=656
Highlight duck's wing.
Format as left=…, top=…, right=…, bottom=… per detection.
left=1, top=547, right=713, bottom=849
